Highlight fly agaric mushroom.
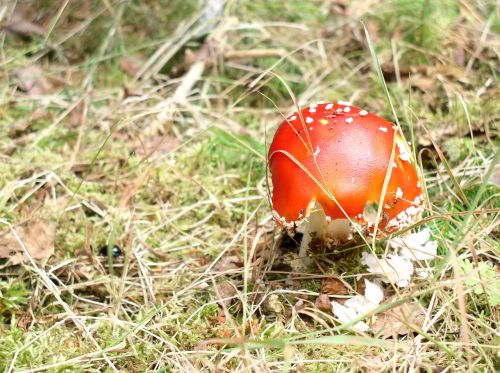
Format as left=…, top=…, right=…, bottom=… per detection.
left=269, top=101, right=423, bottom=255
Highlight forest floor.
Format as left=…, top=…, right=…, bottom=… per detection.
left=0, top=1, right=499, bottom=371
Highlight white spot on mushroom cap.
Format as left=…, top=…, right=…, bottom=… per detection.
left=290, top=115, right=297, bottom=120
left=379, top=127, right=388, bottom=132
left=272, top=210, right=305, bottom=232
left=306, top=117, right=314, bottom=124
left=397, top=140, right=411, bottom=162
left=396, top=187, right=403, bottom=199
left=309, top=107, right=317, bottom=113
left=343, top=106, right=351, bottom=113
left=345, top=117, right=353, bottom=124
left=325, top=103, right=334, bottom=110
left=309, top=126, right=313, bottom=130
left=314, top=146, right=320, bottom=156
left=385, top=202, right=424, bottom=231
left=413, top=194, right=423, bottom=205
left=359, top=110, right=368, bottom=116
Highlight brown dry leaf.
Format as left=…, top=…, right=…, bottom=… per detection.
left=8, top=110, right=48, bottom=138
left=363, top=19, right=379, bottom=43
left=262, top=294, right=284, bottom=314
left=14, top=66, right=53, bottom=95
left=491, top=165, right=500, bottom=187
left=315, top=293, right=332, bottom=312
left=411, top=75, right=435, bottom=92
left=215, top=281, right=237, bottom=307
left=0, top=221, right=55, bottom=265
left=120, top=56, right=144, bottom=77
left=453, top=47, right=466, bottom=66
left=321, top=277, right=349, bottom=296
left=418, top=123, right=459, bottom=147
left=330, top=0, right=348, bottom=15
left=123, top=85, right=142, bottom=98
left=213, top=255, right=242, bottom=271
left=371, top=302, right=426, bottom=339
left=3, top=10, right=45, bottom=38
left=134, top=135, right=180, bottom=159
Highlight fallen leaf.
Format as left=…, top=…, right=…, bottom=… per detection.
left=331, top=0, right=348, bottom=15
left=321, top=277, right=349, bottom=296
left=411, top=75, right=435, bottom=92
left=3, top=10, right=44, bottom=38
left=120, top=56, right=144, bottom=77
left=8, top=110, right=48, bottom=138
left=491, top=165, right=500, bottom=187
left=123, top=85, right=142, bottom=98
left=263, top=294, right=284, bottom=313
left=0, top=221, right=55, bottom=265
left=134, top=135, right=180, bottom=159
left=363, top=19, right=379, bottom=43
left=371, top=302, right=426, bottom=339
left=453, top=47, right=466, bottom=66
left=215, top=281, right=237, bottom=307
left=315, top=293, right=332, bottom=312
left=14, top=66, right=53, bottom=95
left=213, top=255, right=242, bottom=271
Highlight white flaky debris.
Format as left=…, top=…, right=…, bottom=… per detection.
left=331, top=301, right=369, bottom=332
left=391, top=228, right=437, bottom=260
left=385, top=201, right=424, bottom=231
left=337, top=100, right=352, bottom=106
left=331, top=279, right=383, bottom=332
left=363, top=279, right=384, bottom=306
left=362, top=252, right=414, bottom=288
left=313, top=146, right=320, bottom=156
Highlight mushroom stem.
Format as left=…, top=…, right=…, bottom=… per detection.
left=299, top=202, right=352, bottom=258
left=299, top=204, right=325, bottom=258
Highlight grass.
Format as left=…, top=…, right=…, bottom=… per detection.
left=0, top=0, right=499, bottom=371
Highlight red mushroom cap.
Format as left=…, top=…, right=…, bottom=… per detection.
left=269, top=101, right=423, bottom=233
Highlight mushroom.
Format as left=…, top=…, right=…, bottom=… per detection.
left=268, top=101, right=423, bottom=255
